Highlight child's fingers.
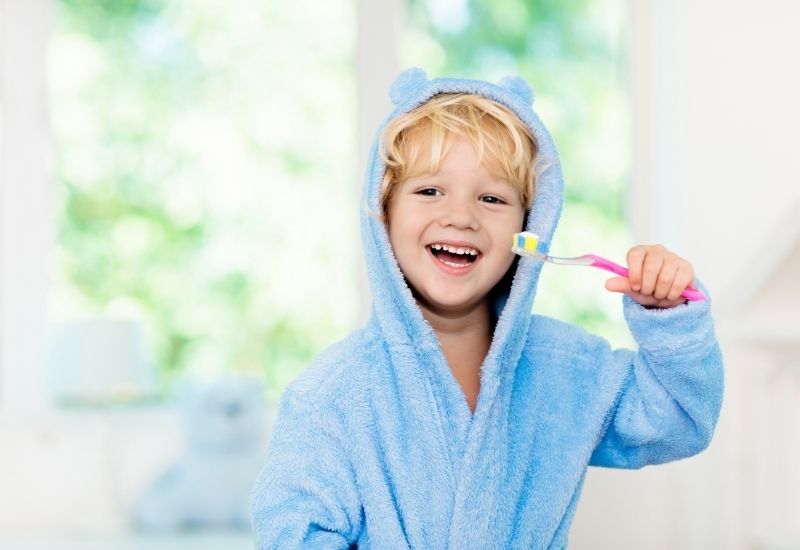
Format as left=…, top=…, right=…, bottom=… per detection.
left=615, top=246, right=696, bottom=308
left=606, top=276, right=686, bottom=308
left=605, top=276, right=631, bottom=294
left=639, top=247, right=665, bottom=296
left=606, top=276, right=666, bottom=307
left=654, top=262, right=679, bottom=300
left=626, top=246, right=648, bottom=292
left=666, top=261, right=696, bottom=301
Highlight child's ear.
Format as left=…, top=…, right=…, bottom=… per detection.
left=390, top=67, right=429, bottom=106
left=497, top=76, right=535, bottom=107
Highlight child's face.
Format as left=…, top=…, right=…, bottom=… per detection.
left=386, top=135, right=526, bottom=318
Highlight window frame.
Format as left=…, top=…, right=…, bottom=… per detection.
left=0, top=0, right=53, bottom=415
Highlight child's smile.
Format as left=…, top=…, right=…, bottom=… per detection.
left=386, top=135, right=525, bottom=318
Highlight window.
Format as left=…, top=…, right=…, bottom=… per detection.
left=46, top=0, right=631, bottom=406
left=48, top=0, right=358, bottom=399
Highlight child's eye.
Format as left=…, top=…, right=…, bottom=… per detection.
left=481, top=195, right=506, bottom=204
left=416, top=188, right=441, bottom=196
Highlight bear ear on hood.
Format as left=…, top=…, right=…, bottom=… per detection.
left=389, top=67, right=429, bottom=105
left=497, top=75, right=535, bottom=106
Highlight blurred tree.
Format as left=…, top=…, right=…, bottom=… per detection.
left=49, top=0, right=358, bottom=397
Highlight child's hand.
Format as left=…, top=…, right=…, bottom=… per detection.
left=605, top=244, right=696, bottom=308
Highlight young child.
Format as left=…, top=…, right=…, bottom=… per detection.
left=251, top=68, right=724, bottom=549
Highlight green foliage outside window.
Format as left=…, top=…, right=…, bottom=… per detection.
left=49, top=0, right=358, bottom=398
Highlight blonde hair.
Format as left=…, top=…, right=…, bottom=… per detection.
left=378, top=93, right=539, bottom=217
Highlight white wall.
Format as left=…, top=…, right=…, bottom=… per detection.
left=626, top=0, right=800, bottom=302
left=675, top=1, right=800, bottom=302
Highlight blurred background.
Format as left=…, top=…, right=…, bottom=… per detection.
left=0, top=0, right=798, bottom=548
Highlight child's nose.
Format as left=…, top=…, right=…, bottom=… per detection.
left=439, top=199, right=480, bottom=230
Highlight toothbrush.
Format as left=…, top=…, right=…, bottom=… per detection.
left=511, top=231, right=707, bottom=302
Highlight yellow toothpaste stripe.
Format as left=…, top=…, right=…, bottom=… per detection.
left=523, top=234, right=537, bottom=252
left=512, top=232, right=539, bottom=255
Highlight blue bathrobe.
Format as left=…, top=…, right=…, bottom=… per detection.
left=251, top=68, right=724, bottom=549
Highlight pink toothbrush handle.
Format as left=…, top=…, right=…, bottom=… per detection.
left=584, top=255, right=707, bottom=302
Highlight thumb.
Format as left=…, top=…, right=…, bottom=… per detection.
left=605, top=276, right=631, bottom=294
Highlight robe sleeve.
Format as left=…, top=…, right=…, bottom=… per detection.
left=589, top=284, right=724, bottom=469
left=251, top=388, right=362, bottom=549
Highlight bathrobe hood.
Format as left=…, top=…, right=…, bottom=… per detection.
left=361, top=67, right=562, bottom=422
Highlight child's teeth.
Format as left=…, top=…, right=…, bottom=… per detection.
left=441, top=259, right=468, bottom=268
left=430, top=243, right=479, bottom=255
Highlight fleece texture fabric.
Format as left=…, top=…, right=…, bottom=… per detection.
left=251, top=67, right=724, bottom=549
